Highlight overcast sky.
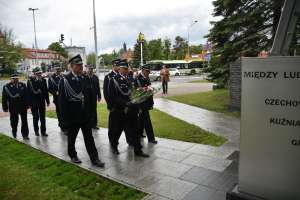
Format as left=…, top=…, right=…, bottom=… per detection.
left=1, top=0, right=215, bottom=54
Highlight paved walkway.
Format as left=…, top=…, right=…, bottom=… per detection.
left=154, top=98, right=240, bottom=151
left=0, top=116, right=238, bottom=200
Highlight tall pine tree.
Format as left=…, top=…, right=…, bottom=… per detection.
left=206, top=0, right=284, bottom=86
left=132, top=40, right=149, bottom=67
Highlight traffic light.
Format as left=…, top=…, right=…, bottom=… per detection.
left=60, top=34, right=64, bottom=42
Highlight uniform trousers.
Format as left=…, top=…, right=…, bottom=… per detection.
left=138, top=110, right=155, bottom=141
left=10, top=111, right=29, bottom=137
left=67, top=123, right=99, bottom=162
left=53, top=95, right=63, bottom=129
left=110, top=109, right=142, bottom=152
left=31, top=104, right=46, bottom=134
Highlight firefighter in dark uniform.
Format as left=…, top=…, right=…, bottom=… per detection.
left=86, top=65, right=101, bottom=130
left=27, top=67, right=50, bottom=136
left=48, top=64, right=65, bottom=132
left=108, top=60, right=149, bottom=157
left=58, top=54, right=104, bottom=167
left=103, top=58, right=120, bottom=149
left=135, top=65, right=158, bottom=144
left=2, top=74, right=29, bottom=139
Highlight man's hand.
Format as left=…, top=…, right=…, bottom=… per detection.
left=47, top=103, right=50, bottom=107
left=97, top=98, right=101, bottom=102
left=3, top=109, right=8, bottom=112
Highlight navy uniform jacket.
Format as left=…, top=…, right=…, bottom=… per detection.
left=58, top=72, right=94, bottom=127
left=48, top=73, right=62, bottom=103
left=88, top=74, right=101, bottom=100
left=103, top=71, right=118, bottom=109
left=2, top=82, right=28, bottom=113
left=108, top=73, right=137, bottom=112
left=27, top=77, right=50, bottom=106
left=134, top=73, right=154, bottom=110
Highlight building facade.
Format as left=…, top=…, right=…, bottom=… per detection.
left=19, top=48, right=64, bottom=72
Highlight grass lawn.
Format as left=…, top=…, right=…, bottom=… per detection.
left=46, top=103, right=226, bottom=146
left=167, top=89, right=240, bottom=118
left=0, top=134, right=145, bottom=200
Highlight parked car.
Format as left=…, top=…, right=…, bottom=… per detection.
left=149, top=70, right=161, bottom=81
left=169, top=68, right=180, bottom=76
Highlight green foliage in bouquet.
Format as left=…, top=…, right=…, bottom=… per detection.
left=130, top=86, right=160, bottom=104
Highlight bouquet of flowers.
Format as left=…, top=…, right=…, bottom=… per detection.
left=130, top=85, right=161, bottom=104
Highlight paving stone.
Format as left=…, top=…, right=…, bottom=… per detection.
left=142, top=158, right=193, bottom=178
left=143, top=194, right=171, bottom=200
left=223, top=161, right=238, bottom=176
left=180, top=167, right=237, bottom=192
left=182, top=185, right=216, bottom=200
left=146, top=176, right=197, bottom=200
left=181, top=154, right=232, bottom=172
left=103, top=163, right=150, bottom=185
left=116, top=150, right=158, bottom=168
left=186, top=144, right=234, bottom=159
left=152, top=147, right=191, bottom=162
left=183, top=185, right=227, bottom=200
left=135, top=172, right=167, bottom=189
left=155, top=138, right=195, bottom=151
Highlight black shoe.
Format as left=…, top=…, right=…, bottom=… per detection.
left=135, top=151, right=150, bottom=158
left=35, top=132, right=40, bottom=136
left=93, top=126, right=100, bottom=130
left=23, top=136, right=30, bottom=140
left=149, top=140, right=158, bottom=144
left=41, top=133, right=48, bottom=137
left=71, top=156, right=82, bottom=164
left=141, top=135, right=146, bottom=138
left=92, top=159, right=105, bottom=168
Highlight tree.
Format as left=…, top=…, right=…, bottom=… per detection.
left=172, top=36, right=188, bottom=59
left=48, top=42, right=68, bottom=58
left=132, top=40, right=149, bottom=68
left=190, top=44, right=203, bottom=55
left=100, top=50, right=119, bottom=67
left=87, top=53, right=96, bottom=67
left=162, top=38, right=172, bottom=60
left=123, top=42, right=127, bottom=52
left=0, top=25, right=24, bottom=75
left=148, top=39, right=163, bottom=60
left=206, top=0, right=285, bottom=86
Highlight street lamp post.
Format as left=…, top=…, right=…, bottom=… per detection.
left=187, top=20, right=198, bottom=58
left=92, top=0, right=99, bottom=72
left=28, top=7, right=39, bottom=68
left=138, top=32, right=145, bottom=66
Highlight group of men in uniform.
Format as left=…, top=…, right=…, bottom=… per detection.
left=103, top=58, right=157, bottom=157
left=2, top=53, right=157, bottom=167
